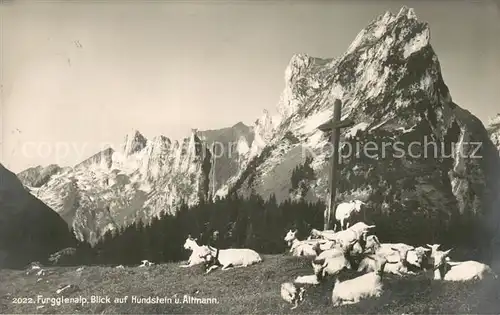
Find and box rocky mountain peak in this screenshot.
[122,129,147,156]
[226,7,499,243]
[250,109,278,158]
[232,121,247,129]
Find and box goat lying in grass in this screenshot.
[296,237,364,285]
[406,246,432,270]
[358,245,416,276]
[198,245,262,274]
[332,253,388,306]
[308,228,337,241]
[425,243,442,266]
[179,235,206,268]
[313,242,344,260]
[294,274,320,285]
[312,239,358,282]
[281,282,306,310]
[329,222,375,247]
[284,229,318,257]
[432,248,497,281]
[139,260,154,267]
[360,235,400,263]
[313,229,367,260]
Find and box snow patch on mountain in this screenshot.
[247,109,278,160]
[346,122,370,139]
[236,136,250,156]
[403,27,430,59]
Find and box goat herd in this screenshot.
[179,209,498,310]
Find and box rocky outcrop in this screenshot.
[17,164,63,188]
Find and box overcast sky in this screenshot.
[1,0,499,173]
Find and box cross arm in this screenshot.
[317,118,355,133]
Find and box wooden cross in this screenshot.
[317,99,355,231]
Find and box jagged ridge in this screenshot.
[19,124,254,245]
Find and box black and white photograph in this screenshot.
[1,0,500,313]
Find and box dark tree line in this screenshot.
[76,193,488,267]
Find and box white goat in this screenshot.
[294,274,320,285]
[432,249,497,281]
[284,230,317,257]
[308,228,337,241]
[312,240,356,281]
[426,243,441,258]
[359,246,416,276]
[198,245,262,274]
[329,222,375,247]
[335,200,366,231]
[315,244,344,261]
[420,243,444,270]
[332,254,387,306]
[406,246,432,269]
[361,235,401,264]
[281,282,306,310]
[139,260,154,267]
[379,243,414,264]
[180,236,206,268]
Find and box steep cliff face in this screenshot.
[215,111,280,198]
[222,7,500,241]
[198,122,255,196]
[0,164,77,268]
[19,124,254,245]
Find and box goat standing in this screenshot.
[334,200,366,231]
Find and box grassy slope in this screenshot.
[1,255,499,314]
